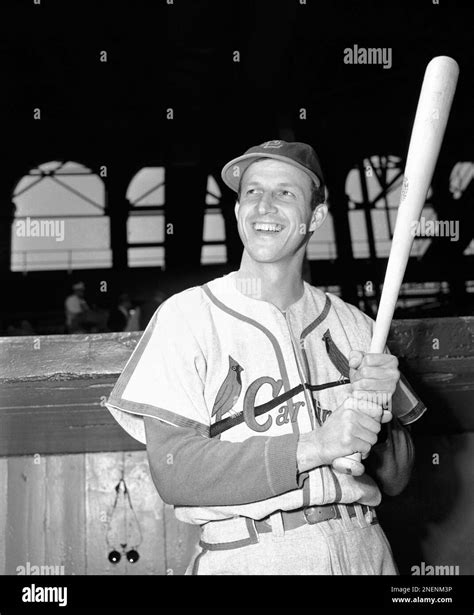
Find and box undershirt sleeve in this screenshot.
[144,416,307,506]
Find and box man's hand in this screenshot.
[296,350,400,473]
[349,349,400,411]
[297,396,384,471]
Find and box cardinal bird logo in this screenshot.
[211,356,244,423]
[322,329,350,379]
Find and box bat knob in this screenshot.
[332,453,365,476]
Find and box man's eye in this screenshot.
[280,190,295,198]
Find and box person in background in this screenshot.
[6,319,35,336]
[107,293,133,332]
[124,290,167,332]
[64,281,90,333]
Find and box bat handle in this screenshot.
[332,340,387,476]
[331,387,366,476]
[331,339,386,475]
[332,452,365,476]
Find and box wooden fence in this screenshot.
[0,451,199,575]
[0,317,473,574]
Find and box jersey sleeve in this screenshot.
[105,295,210,444]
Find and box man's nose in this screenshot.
[257,193,277,214]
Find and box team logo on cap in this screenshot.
[262,140,283,148]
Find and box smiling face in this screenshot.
[234,158,326,265]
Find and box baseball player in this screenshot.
[106,140,426,575]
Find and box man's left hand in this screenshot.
[348,350,400,459]
[348,349,400,415]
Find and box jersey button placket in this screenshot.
[283,310,318,431]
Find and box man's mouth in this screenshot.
[252,222,285,233]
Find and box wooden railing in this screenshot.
[1,318,472,456]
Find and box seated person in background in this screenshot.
[64,281,90,333]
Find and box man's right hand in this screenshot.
[296,396,391,473]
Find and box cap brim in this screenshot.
[221,153,322,193]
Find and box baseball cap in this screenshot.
[221,140,325,194]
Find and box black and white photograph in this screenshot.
[0,0,472,610]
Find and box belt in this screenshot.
[254,504,377,534]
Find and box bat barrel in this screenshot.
[370,56,459,355]
[333,56,459,475]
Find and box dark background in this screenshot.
[0,0,473,334]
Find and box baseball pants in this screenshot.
[186,506,398,575]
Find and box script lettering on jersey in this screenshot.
[243,377,283,432]
[243,377,305,432]
[276,401,305,425]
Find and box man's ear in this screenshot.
[309,204,328,232]
[234,200,240,221]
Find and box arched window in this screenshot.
[346,155,433,259]
[127,167,165,268]
[11,161,110,272]
[202,175,227,264]
[345,155,448,313]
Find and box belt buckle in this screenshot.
[303,505,337,525]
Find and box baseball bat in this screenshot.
[332,56,459,476]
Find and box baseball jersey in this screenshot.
[106,272,426,525]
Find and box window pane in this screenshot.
[201,244,226,264]
[307,213,337,260]
[449,162,474,200]
[203,209,225,242]
[128,247,165,268]
[127,167,165,206]
[128,214,164,243]
[348,210,370,258]
[206,176,221,205]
